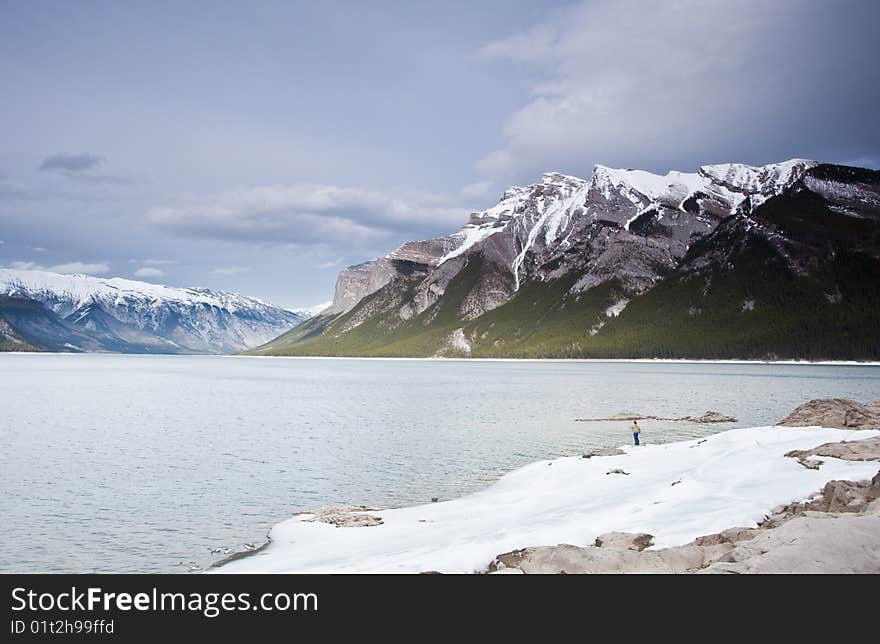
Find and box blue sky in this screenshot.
[1,0,878,308]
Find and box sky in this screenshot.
[1,0,878,309]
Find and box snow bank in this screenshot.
[216,426,879,573]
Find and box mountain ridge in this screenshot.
[252,159,880,360]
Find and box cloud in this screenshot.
[37,153,140,184]
[210,265,252,275]
[48,261,110,275]
[460,180,495,201]
[5,261,40,271]
[133,266,165,278]
[315,258,343,270]
[0,179,40,201]
[146,183,474,247]
[129,258,177,266]
[28,246,46,252]
[40,153,106,173]
[3,260,110,275]
[476,0,880,179]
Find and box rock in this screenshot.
[759,473,880,528]
[582,447,626,459]
[700,513,880,574]
[785,436,880,466]
[680,411,737,423]
[778,398,880,429]
[606,468,629,475]
[594,532,654,551]
[693,526,759,547]
[577,413,654,422]
[301,504,384,528]
[490,542,714,574]
[577,411,736,423]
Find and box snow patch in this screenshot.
[449,328,471,355]
[604,298,630,317]
[216,426,880,573]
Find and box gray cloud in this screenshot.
[40,153,106,173]
[146,183,475,247]
[477,0,880,180]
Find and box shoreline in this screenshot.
[4,351,880,366]
[230,355,880,366]
[214,424,880,574]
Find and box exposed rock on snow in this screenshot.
[582,447,626,459]
[785,436,880,470]
[594,531,654,551]
[778,398,880,430]
[490,441,880,574]
[490,541,725,574]
[490,471,880,574]
[300,505,384,528]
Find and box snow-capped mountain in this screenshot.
[326,158,817,317]
[0,270,305,353]
[255,159,880,360]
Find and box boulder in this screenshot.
[778,398,880,429]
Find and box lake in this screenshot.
[1,353,878,572]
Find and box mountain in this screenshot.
[292,302,333,319]
[0,270,305,354]
[253,159,880,360]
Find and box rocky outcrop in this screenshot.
[785,436,880,470]
[700,511,880,574]
[576,411,736,423]
[778,398,880,430]
[299,505,384,528]
[760,472,880,524]
[682,411,737,423]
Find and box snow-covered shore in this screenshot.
[216,425,879,573]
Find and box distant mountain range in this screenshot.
[251,159,880,360]
[0,270,305,354]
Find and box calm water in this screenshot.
[1,354,878,573]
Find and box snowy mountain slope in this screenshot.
[253,159,880,359]
[0,270,305,354]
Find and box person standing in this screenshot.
[632,420,641,446]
